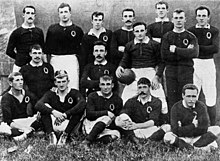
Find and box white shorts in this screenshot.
[121,68,168,114]
[13,115,37,128]
[82,116,120,139]
[50,54,79,90]
[193,58,216,106]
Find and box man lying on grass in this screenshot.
[35,70,86,147]
[1,72,41,141]
[115,77,170,141]
[153,84,220,151]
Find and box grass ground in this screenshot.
[0,133,220,161]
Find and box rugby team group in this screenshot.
[1,1,220,152]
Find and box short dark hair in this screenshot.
[93,40,107,49]
[100,74,113,82]
[195,5,210,16]
[137,77,151,87]
[23,5,36,14]
[182,84,198,95]
[8,72,22,82]
[122,8,135,17]
[133,22,147,30]
[30,44,42,52]
[58,3,71,12]
[155,1,169,9]
[91,11,104,20]
[173,8,185,14]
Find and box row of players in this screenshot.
[5,1,219,126]
[1,69,220,151]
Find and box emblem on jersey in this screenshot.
[109,104,115,111]
[43,67,48,74]
[206,32,212,39]
[71,31,76,37]
[25,96,30,103]
[183,39,189,46]
[68,97,73,104]
[146,106,152,113]
[104,70,109,75]
[103,35,108,42]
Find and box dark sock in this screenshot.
[11,128,23,137]
[149,129,165,141]
[86,122,106,142]
[207,106,216,126]
[193,132,217,147]
[173,137,194,150]
[97,135,113,144]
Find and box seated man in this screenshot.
[1,72,41,141]
[163,84,220,151]
[81,74,123,150]
[115,77,170,139]
[35,70,86,147]
[20,44,54,101]
[80,40,117,98]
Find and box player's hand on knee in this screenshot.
[108,111,115,119]
[151,76,160,90]
[116,66,124,78]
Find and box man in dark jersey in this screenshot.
[45,3,84,90]
[6,5,44,72]
[80,41,117,98]
[161,9,199,112]
[80,11,112,72]
[163,84,220,151]
[188,6,219,126]
[20,44,54,101]
[35,70,86,147]
[81,74,123,150]
[1,72,41,141]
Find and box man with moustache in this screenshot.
[6,5,44,72]
[161,9,199,112]
[80,41,117,98]
[80,11,112,72]
[188,6,219,126]
[115,77,170,139]
[20,44,54,101]
[45,3,84,90]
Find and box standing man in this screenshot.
[80,41,117,98]
[80,11,112,72]
[1,72,41,141]
[111,8,135,66]
[188,6,219,126]
[115,77,170,139]
[147,1,173,43]
[116,22,168,118]
[45,3,84,90]
[20,44,54,100]
[81,74,123,150]
[161,9,199,112]
[163,84,220,151]
[35,70,86,147]
[6,5,44,72]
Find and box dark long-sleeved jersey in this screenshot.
[45,23,83,56]
[19,62,54,99]
[86,92,123,121]
[6,27,44,67]
[120,96,161,124]
[188,25,219,59]
[119,39,164,77]
[171,100,209,137]
[35,89,86,118]
[110,28,134,66]
[161,30,199,67]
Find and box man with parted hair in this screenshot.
[6,5,44,72]
[161,9,199,113]
[80,40,117,98]
[80,11,112,72]
[35,70,86,147]
[188,5,219,126]
[81,74,123,150]
[45,3,84,90]
[163,84,220,151]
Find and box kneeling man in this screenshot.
[35,70,86,147]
